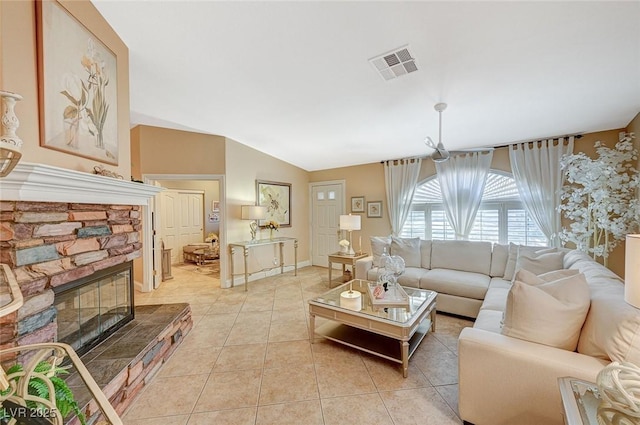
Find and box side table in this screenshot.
[558,377,600,425]
[327,252,368,288]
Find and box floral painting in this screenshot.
[256,180,291,227]
[38,0,118,164]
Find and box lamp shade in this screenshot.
[625,234,640,308]
[241,205,267,220]
[339,214,361,231]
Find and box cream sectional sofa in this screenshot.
[356,239,499,318]
[356,238,640,425]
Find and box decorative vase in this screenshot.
[0,90,23,177]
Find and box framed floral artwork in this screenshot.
[351,196,365,213]
[256,180,291,227]
[37,0,119,164]
[367,201,383,218]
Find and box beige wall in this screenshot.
[1,0,131,177]
[134,125,226,175]
[225,139,310,281]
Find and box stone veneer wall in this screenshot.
[0,200,142,359]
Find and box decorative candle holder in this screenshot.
[0,90,23,177]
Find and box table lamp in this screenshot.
[625,234,640,308]
[339,214,361,256]
[241,205,267,242]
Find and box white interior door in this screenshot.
[161,190,204,263]
[179,192,204,254]
[311,182,344,266]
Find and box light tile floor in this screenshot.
[124,265,473,425]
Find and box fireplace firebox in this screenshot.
[53,261,134,356]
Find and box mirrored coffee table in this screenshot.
[308,279,437,377]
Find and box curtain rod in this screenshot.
[493,133,583,150]
[380,133,583,163]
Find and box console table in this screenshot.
[229,237,298,291]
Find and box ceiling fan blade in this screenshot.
[424,136,437,149]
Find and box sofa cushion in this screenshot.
[420,268,490,300]
[397,267,428,288]
[481,287,510,312]
[578,276,640,365]
[370,236,391,267]
[390,237,421,268]
[474,309,504,333]
[490,243,509,277]
[420,239,432,269]
[502,272,590,351]
[513,251,566,279]
[431,240,492,275]
[503,244,555,280]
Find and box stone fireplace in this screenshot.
[0,163,162,357]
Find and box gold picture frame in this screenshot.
[351,196,365,213]
[367,201,383,218]
[37,0,119,164]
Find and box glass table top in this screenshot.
[310,279,436,325]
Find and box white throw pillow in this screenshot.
[370,236,391,267]
[513,251,566,281]
[502,272,591,351]
[390,236,421,268]
[503,243,555,280]
[513,268,579,285]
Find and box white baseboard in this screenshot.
[222,260,312,289]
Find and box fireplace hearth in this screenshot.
[54,261,134,357]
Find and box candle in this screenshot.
[340,290,362,311]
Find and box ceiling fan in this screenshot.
[424,102,493,162]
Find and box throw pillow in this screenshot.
[503,243,556,280]
[390,236,421,268]
[370,236,391,267]
[502,272,591,351]
[513,268,579,286]
[513,251,566,281]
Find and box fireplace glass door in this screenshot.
[55,261,134,355]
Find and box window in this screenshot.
[400,171,548,246]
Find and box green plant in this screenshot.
[1,360,86,425]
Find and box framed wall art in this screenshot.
[256,180,291,227]
[367,201,383,218]
[37,0,119,164]
[351,196,365,213]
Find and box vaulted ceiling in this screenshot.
[92,1,640,171]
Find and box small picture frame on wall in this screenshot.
[351,196,365,213]
[367,201,383,218]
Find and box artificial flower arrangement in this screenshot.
[338,239,350,247]
[205,232,218,242]
[265,220,279,231]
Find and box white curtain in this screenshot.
[509,137,574,247]
[384,158,422,236]
[435,151,493,240]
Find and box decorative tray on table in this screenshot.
[367,282,410,308]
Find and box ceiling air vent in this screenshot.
[369,45,418,81]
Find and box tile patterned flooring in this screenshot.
[123,265,473,425]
